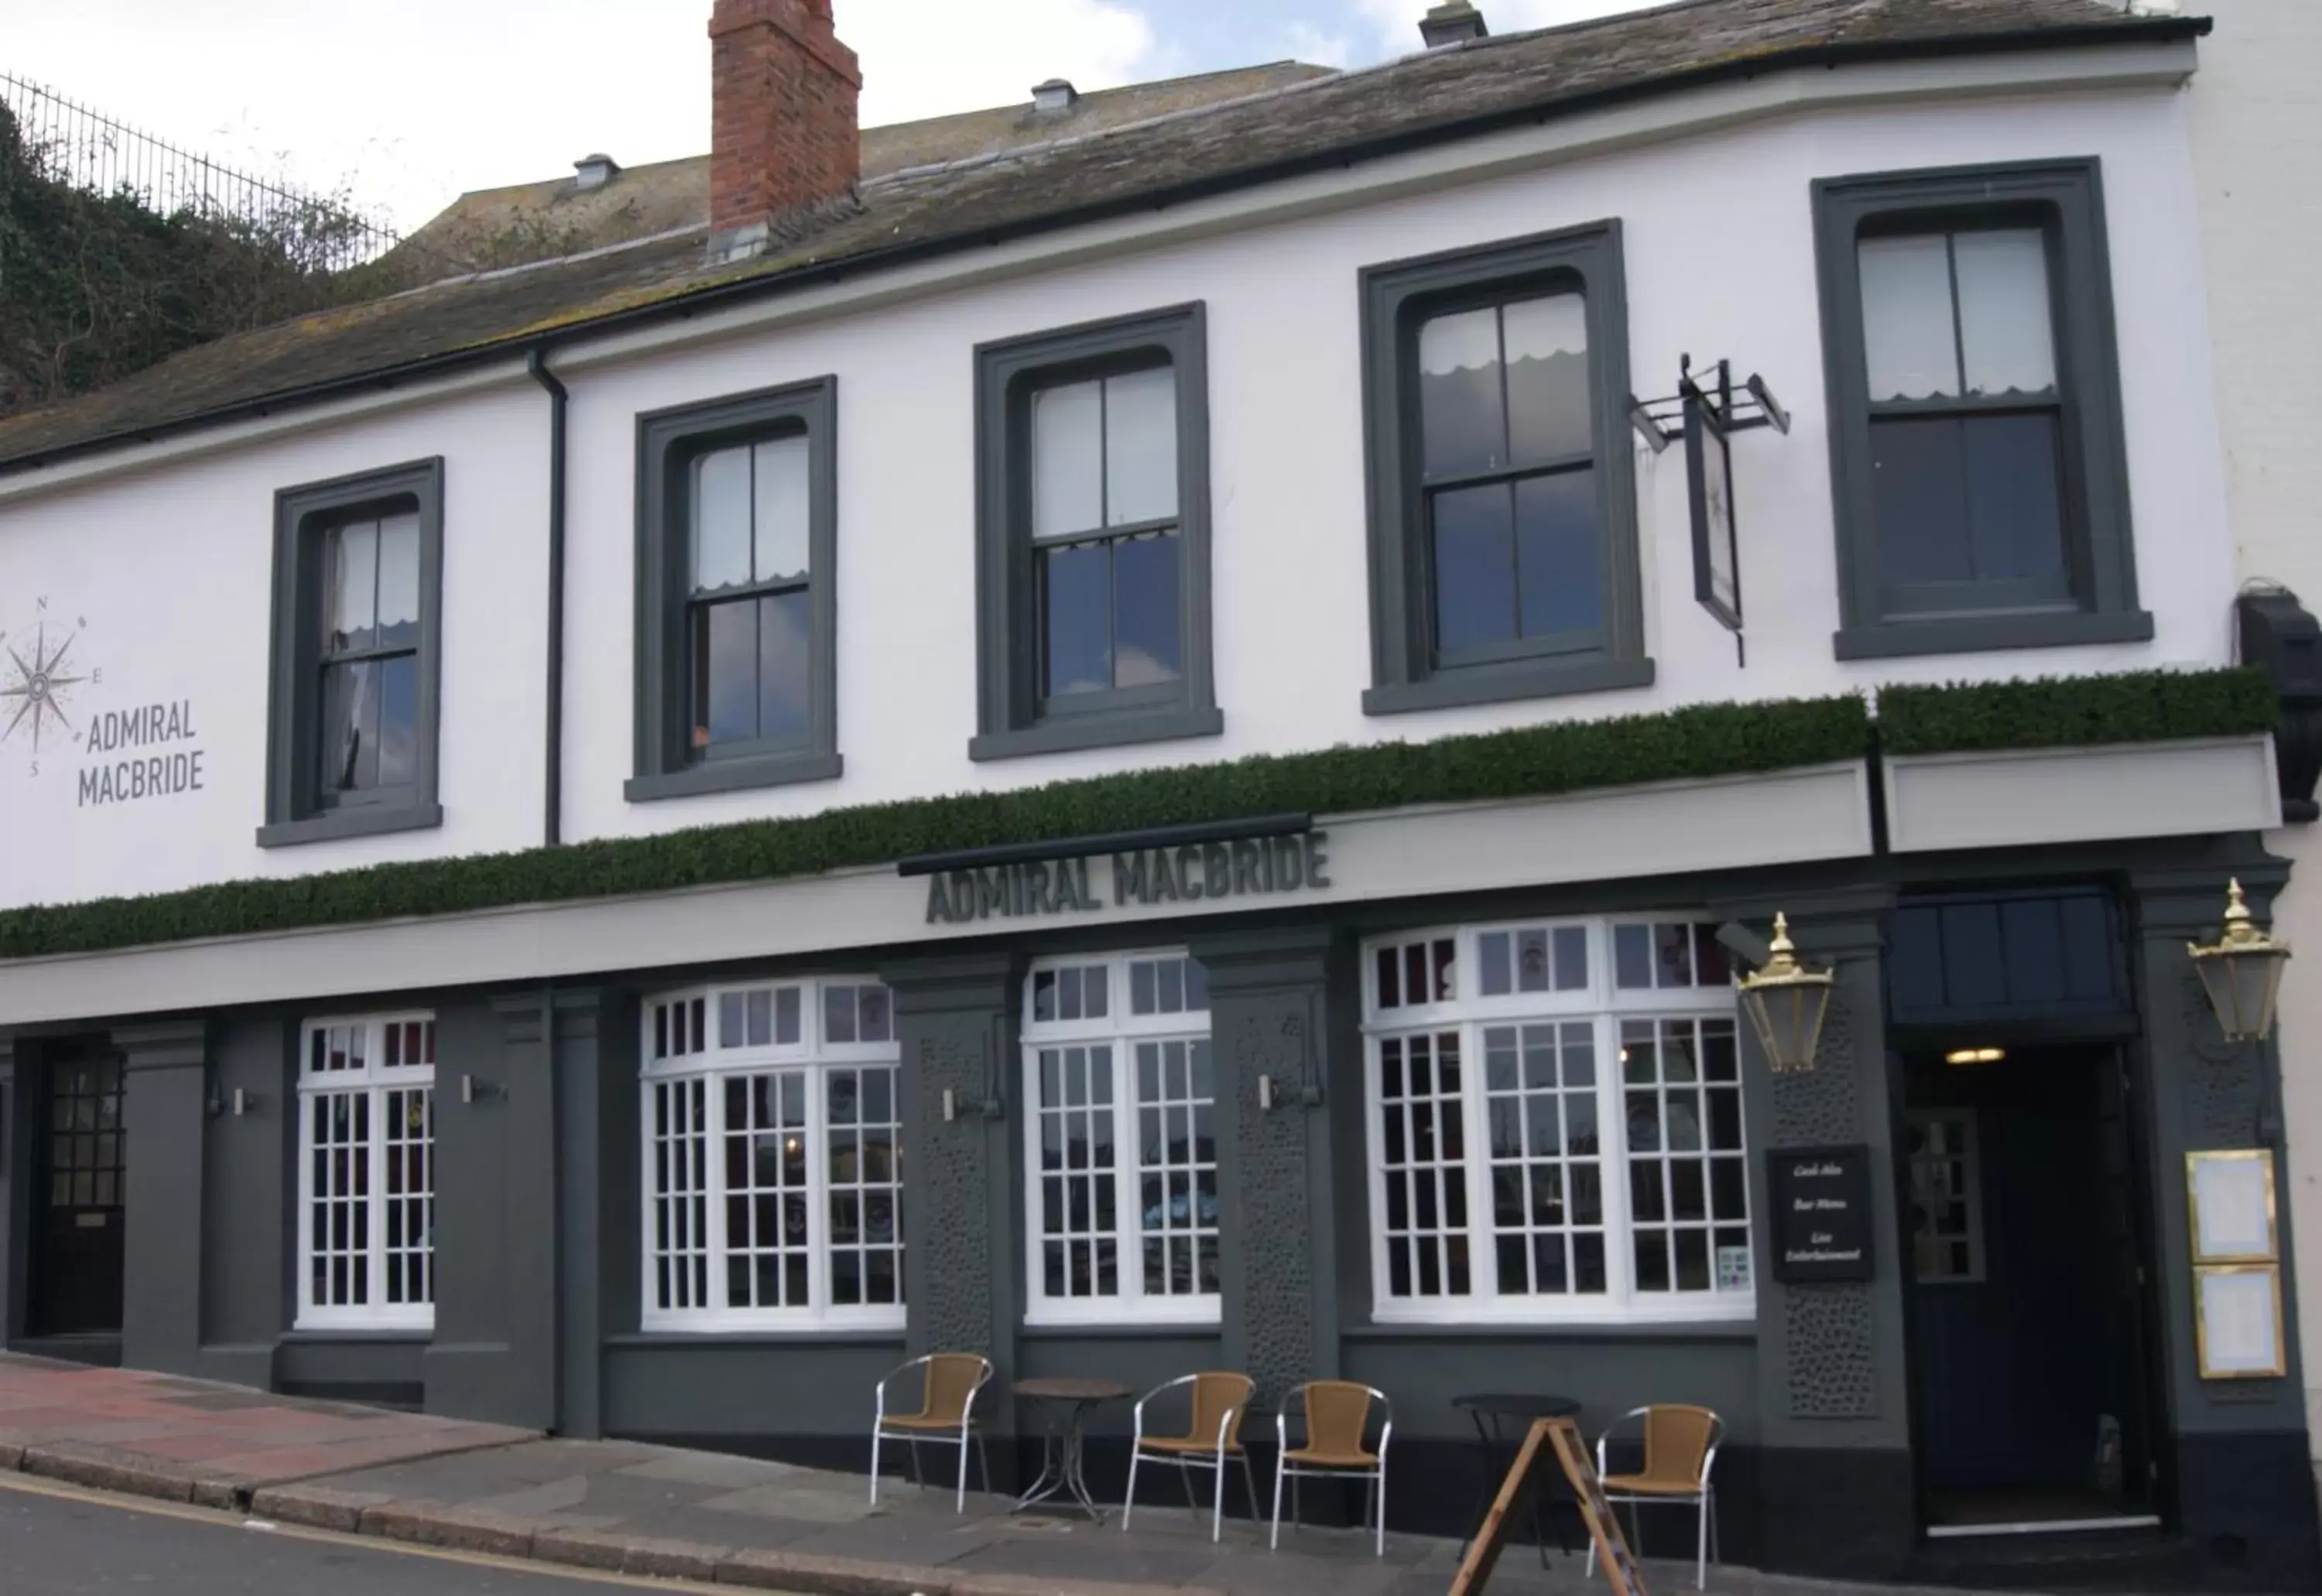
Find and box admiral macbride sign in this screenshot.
[926,831,1332,925]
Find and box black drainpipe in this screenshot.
[527,348,569,848]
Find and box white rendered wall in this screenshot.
[0,81,2231,910]
[2190,0,2322,1470]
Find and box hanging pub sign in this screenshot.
[1629,354,1789,668]
[1768,1142,1875,1283]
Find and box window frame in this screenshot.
[637,974,904,1334]
[1908,1107,1988,1285]
[971,304,1221,762]
[1019,950,1221,1329]
[294,1012,438,1333]
[1813,159,2149,660]
[262,459,445,847]
[1360,918,1755,1328]
[1359,223,1650,716]
[630,378,841,801]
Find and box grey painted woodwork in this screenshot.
[115,1019,207,1375]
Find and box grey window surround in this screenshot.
[260,458,446,849]
[1813,159,2149,661]
[629,378,842,803]
[971,303,1220,762]
[1359,221,1651,717]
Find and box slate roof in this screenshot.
[387,62,1337,277]
[0,0,2203,477]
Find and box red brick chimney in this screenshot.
[708,0,861,258]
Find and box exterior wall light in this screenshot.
[1944,1047,2006,1067]
[1735,913,1836,1073]
[2189,878,2292,1044]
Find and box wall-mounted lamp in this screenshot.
[1734,913,1836,1074]
[205,1080,259,1118]
[1944,1047,2006,1067]
[940,1087,1003,1124]
[1258,1074,1323,1113]
[2190,878,2293,1044]
[461,1074,502,1106]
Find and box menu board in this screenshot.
[1769,1144,1875,1283]
[1546,1417,1650,1596]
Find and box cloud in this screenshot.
[845,0,1155,127]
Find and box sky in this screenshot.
[4,0,1649,235]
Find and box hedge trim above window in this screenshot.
[0,670,2270,962]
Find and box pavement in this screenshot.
[0,1353,1923,1596]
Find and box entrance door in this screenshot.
[30,1045,127,1336]
[1904,1045,2159,1533]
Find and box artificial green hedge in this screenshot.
[0,694,1871,960]
[0,668,2279,961]
[1878,667,2276,757]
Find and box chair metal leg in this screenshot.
[1374,1461,1387,1560]
[906,1438,924,1488]
[1696,1492,1710,1591]
[1270,1459,1287,1550]
[1241,1456,1262,1531]
[955,1426,971,1513]
[1212,1448,1228,1544]
[976,1431,991,1497]
[869,1427,883,1506]
[1123,1447,1142,1533]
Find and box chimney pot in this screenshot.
[1420,0,1490,47]
[708,0,862,259]
[1031,77,1079,113]
[574,152,621,190]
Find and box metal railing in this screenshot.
[0,71,400,270]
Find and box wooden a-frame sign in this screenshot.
[1449,1416,1650,1596]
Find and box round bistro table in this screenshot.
[1012,1377,1132,1521]
[1452,1392,1583,1567]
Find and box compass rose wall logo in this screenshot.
[0,603,93,779]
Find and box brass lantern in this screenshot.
[2188,879,2292,1043]
[1735,913,1836,1073]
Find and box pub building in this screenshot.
[0,0,2316,1587]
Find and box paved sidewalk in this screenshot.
[0,1352,533,1509]
[0,1354,1930,1596]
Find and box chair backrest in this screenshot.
[1297,1380,1378,1457]
[920,1354,991,1425]
[1637,1404,1721,1488]
[1186,1372,1255,1447]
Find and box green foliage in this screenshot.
[1877,667,2276,756]
[0,694,1872,959]
[0,104,406,419]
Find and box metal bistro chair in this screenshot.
[1271,1380,1392,1558]
[1123,1372,1260,1543]
[869,1352,995,1512]
[1587,1404,1724,1590]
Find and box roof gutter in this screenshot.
[0,16,2209,481]
[527,346,569,849]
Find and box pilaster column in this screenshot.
[884,954,1018,1377]
[1709,887,1908,1579]
[1185,926,1339,1406]
[0,1036,22,1344]
[115,1019,209,1375]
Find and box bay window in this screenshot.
[1022,951,1219,1325]
[642,976,903,1331]
[1364,919,1754,1324]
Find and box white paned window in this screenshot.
[1908,1109,1985,1284]
[1365,920,1754,1325]
[297,1014,437,1330]
[1023,951,1218,1326]
[641,978,902,1331]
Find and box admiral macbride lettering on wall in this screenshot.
[0,601,209,809]
[78,700,207,809]
[926,831,1333,924]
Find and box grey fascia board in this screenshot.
[1832,608,2153,661]
[968,704,1224,763]
[1361,654,1655,717]
[624,750,844,803]
[256,802,445,849]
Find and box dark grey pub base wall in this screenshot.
[1,836,2319,1587]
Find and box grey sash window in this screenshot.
[1361,224,1650,715]
[632,379,840,800]
[263,459,444,847]
[1814,161,2148,659]
[972,304,1219,762]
